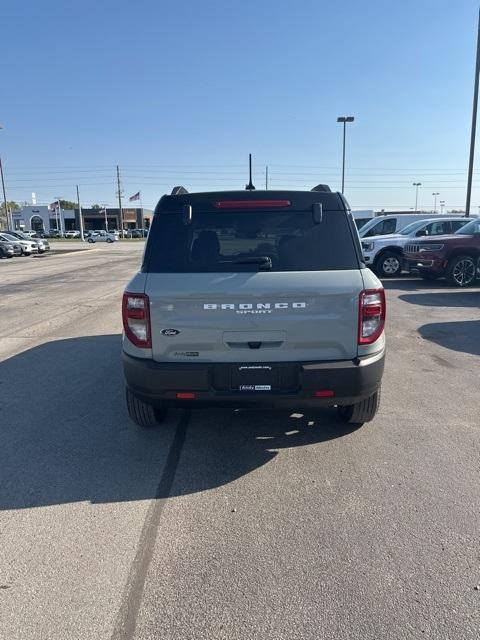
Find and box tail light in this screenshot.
[122,292,152,348]
[358,289,386,345]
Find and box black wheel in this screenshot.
[88,238,94,243]
[338,389,381,425]
[106,238,113,243]
[419,272,439,281]
[445,255,476,287]
[126,388,166,428]
[375,251,402,278]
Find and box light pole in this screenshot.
[466,7,480,217]
[0,123,10,230]
[413,182,422,211]
[440,200,445,214]
[103,205,108,231]
[432,192,440,213]
[337,116,354,193]
[76,185,85,241]
[56,197,64,236]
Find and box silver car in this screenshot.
[0,233,37,256]
[122,185,386,428]
[5,231,42,254]
[87,231,118,243]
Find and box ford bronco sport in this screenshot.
[122,186,386,427]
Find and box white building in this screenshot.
[10,206,76,232]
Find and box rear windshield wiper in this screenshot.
[219,256,272,270]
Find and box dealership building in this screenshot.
[10,205,153,233]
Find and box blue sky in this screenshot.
[1,0,479,211]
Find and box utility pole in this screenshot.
[440,200,445,214]
[466,7,480,217]
[0,156,9,229]
[76,185,85,241]
[117,165,124,235]
[413,182,422,211]
[432,192,440,213]
[265,165,268,190]
[103,205,108,231]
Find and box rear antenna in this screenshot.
[245,153,256,190]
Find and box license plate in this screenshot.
[231,365,278,391]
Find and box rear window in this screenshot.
[144,210,359,273]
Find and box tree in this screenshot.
[0,201,20,217]
[91,203,101,209]
[59,200,76,209]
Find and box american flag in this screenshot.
[129,191,140,202]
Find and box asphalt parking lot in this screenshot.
[0,243,479,640]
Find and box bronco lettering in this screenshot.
[203,302,307,310]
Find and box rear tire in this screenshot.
[445,255,476,287]
[375,252,402,278]
[338,389,381,425]
[126,388,166,428]
[88,238,94,243]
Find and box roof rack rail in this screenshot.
[311,184,331,192]
[171,186,189,195]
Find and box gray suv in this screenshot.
[122,186,386,427]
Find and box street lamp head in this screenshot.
[413,182,421,186]
[337,116,355,123]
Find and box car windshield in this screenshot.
[455,218,480,234]
[2,234,20,242]
[400,220,428,235]
[145,210,359,272]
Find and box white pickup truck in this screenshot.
[361,217,469,277]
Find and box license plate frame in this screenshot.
[231,365,279,392]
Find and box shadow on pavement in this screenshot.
[418,320,480,356]
[399,290,480,308]
[0,335,358,510]
[381,277,443,292]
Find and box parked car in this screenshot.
[130,228,148,238]
[87,230,118,243]
[122,185,386,428]
[404,216,480,287]
[0,233,38,255]
[358,213,463,239]
[0,235,23,257]
[362,217,469,277]
[0,239,15,258]
[6,230,47,253]
[65,230,80,238]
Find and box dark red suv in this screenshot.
[404,217,480,287]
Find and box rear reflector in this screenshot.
[314,390,335,398]
[176,392,196,400]
[122,292,152,349]
[214,200,291,209]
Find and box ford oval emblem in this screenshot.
[161,329,180,336]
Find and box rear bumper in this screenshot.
[123,349,385,408]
